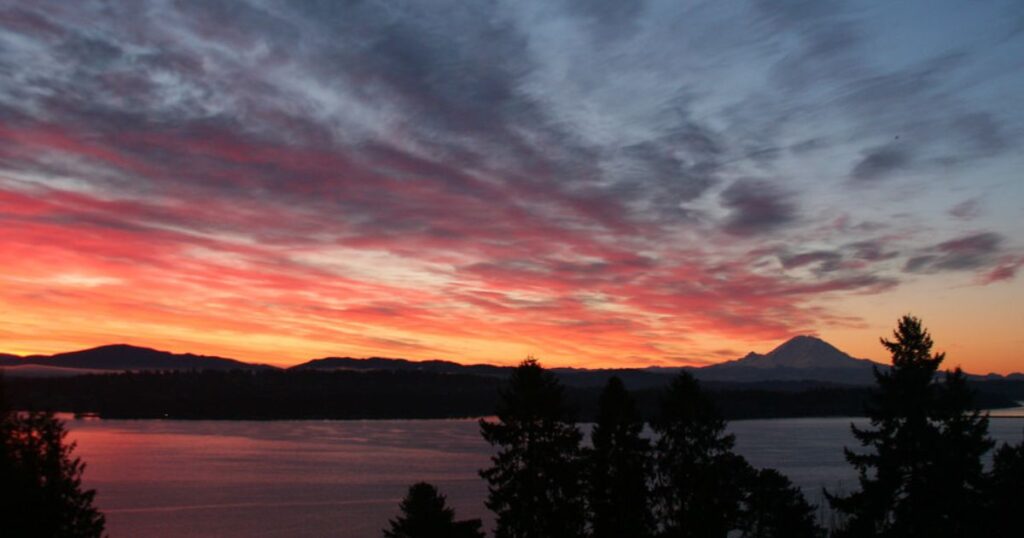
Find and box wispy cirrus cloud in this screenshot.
[0,0,1021,369]
[904,232,1007,276]
[850,145,912,182]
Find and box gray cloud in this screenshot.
[777,239,903,279]
[618,131,721,206]
[564,0,647,39]
[846,240,900,262]
[719,179,797,236]
[850,145,912,181]
[904,232,1005,274]
[0,0,1019,293]
[945,112,1009,161]
[949,198,982,220]
[733,1,1018,190]
[779,250,843,273]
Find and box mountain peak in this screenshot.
[704,335,876,373]
[757,335,866,369]
[767,335,840,356]
[776,334,825,345]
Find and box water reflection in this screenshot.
[65,416,1024,538]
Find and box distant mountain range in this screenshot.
[0,344,274,374]
[2,337,1020,386]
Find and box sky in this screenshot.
[1,0,1022,373]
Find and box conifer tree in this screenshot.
[927,367,993,534]
[828,315,993,537]
[651,372,746,538]
[479,359,586,538]
[383,482,483,538]
[588,376,653,538]
[738,468,822,538]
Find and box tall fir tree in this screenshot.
[383,482,484,538]
[0,374,106,537]
[479,359,586,538]
[588,376,653,538]
[927,367,993,534]
[651,372,747,538]
[828,315,993,537]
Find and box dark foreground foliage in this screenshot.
[384,482,484,538]
[0,375,106,538]
[588,377,653,538]
[827,315,1023,538]
[479,359,587,538]
[386,315,1022,537]
[474,363,823,538]
[650,372,822,538]
[988,438,1024,538]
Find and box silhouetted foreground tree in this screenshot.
[652,372,746,537]
[987,438,1024,538]
[740,468,823,538]
[651,372,820,538]
[0,374,105,537]
[479,359,586,538]
[384,482,483,538]
[827,315,994,537]
[588,376,653,538]
[478,361,821,538]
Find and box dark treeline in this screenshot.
[5,369,1019,421]
[387,316,1024,537]
[7,370,504,420]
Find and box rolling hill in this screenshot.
[0,344,274,372]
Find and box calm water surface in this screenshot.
[65,412,1024,538]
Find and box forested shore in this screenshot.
[5,368,1020,421]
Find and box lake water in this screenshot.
[65,412,1024,538]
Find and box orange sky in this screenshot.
[2,214,1020,373]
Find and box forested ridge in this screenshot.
[5,368,1020,420]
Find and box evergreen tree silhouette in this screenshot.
[479,359,586,538]
[738,468,822,538]
[827,315,993,537]
[651,372,746,538]
[987,438,1024,538]
[383,482,484,538]
[587,376,653,538]
[0,374,106,537]
[928,366,993,534]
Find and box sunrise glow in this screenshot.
[1,2,1022,373]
